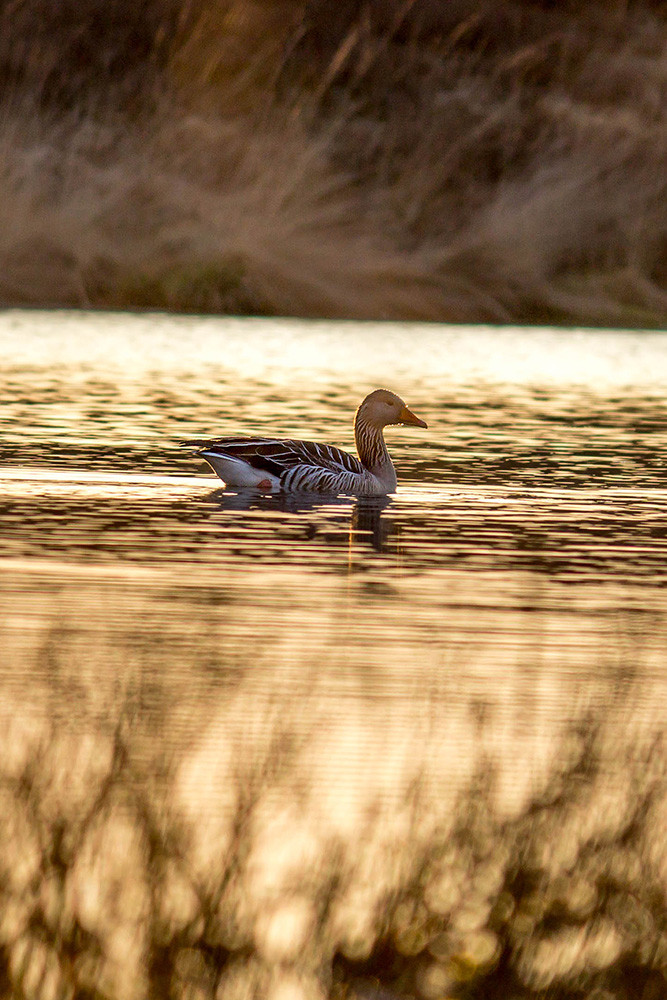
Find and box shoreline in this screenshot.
[2,1,667,326]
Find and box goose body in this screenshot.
[185,389,427,496]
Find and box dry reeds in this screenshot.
[2,576,667,1000]
[2,0,667,323]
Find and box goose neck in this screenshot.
[354,413,390,470]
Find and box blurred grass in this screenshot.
[2,573,667,1000]
[3,0,667,323]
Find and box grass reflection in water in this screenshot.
[2,501,667,1000]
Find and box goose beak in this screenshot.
[399,405,428,429]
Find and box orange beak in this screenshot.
[399,404,428,429]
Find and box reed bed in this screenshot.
[2,0,667,323]
[2,575,667,999]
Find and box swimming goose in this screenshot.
[185,389,427,495]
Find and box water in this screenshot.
[1,310,667,1000]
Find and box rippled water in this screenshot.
[2,310,667,1000]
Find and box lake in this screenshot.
[1,309,667,1000]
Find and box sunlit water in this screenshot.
[1,310,667,1000]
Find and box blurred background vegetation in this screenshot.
[3,0,667,324]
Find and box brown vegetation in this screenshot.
[3,0,667,323]
[3,573,667,1000]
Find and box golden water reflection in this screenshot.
[1,312,667,999]
[3,556,667,1000]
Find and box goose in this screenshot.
[184,389,427,495]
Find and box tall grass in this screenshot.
[3,0,667,323]
[3,575,667,1000]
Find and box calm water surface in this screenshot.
[1,310,667,1000]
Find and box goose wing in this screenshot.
[184,437,365,478]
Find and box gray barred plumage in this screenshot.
[183,389,427,496]
[354,412,390,470]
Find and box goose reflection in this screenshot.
[203,488,394,554]
[350,496,394,553]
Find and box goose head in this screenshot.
[356,389,428,431]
